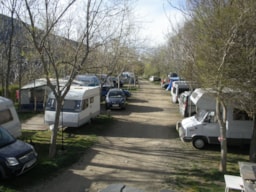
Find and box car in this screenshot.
[105,88,127,110]
[0,127,38,179]
[149,76,161,82]
[75,75,101,86]
[178,91,196,117]
[122,89,131,98]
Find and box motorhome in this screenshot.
[177,88,253,149]
[178,91,196,117]
[171,81,198,103]
[44,86,101,127]
[0,96,21,138]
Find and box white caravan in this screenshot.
[171,81,198,103]
[0,96,21,137]
[177,88,253,149]
[44,86,100,127]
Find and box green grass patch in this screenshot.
[17,111,43,122]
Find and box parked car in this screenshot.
[75,75,101,86]
[122,89,131,98]
[149,76,161,82]
[0,127,38,179]
[178,91,196,117]
[105,88,126,110]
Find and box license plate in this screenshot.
[113,104,119,107]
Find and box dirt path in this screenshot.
[25,79,182,192]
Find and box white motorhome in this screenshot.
[177,88,253,149]
[44,86,101,127]
[0,96,21,138]
[171,81,198,103]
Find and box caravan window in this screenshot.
[0,109,13,125]
[82,99,89,110]
[233,108,252,121]
[90,97,94,104]
[63,100,81,112]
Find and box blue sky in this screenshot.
[134,0,186,47]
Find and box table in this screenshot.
[239,162,256,192]
[224,174,244,192]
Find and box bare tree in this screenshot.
[15,0,133,158]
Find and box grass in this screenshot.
[163,142,249,192]
[0,114,113,192]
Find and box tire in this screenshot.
[192,137,207,149]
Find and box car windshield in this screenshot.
[109,91,123,98]
[195,110,207,122]
[0,128,15,148]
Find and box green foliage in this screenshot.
[0,84,19,102]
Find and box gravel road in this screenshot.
[24,79,182,192]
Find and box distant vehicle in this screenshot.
[178,91,196,117]
[161,73,178,89]
[75,75,101,86]
[105,88,127,110]
[97,74,114,87]
[0,127,38,178]
[122,89,131,98]
[0,97,21,138]
[149,76,161,82]
[120,72,135,84]
[171,81,198,103]
[45,86,101,127]
[166,76,180,91]
[109,76,123,88]
[168,72,178,78]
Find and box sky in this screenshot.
[134,0,186,47]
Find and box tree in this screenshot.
[0,0,20,97]
[17,0,133,158]
[168,0,255,172]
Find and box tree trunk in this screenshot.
[216,97,227,172]
[250,114,256,162]
[49,99,62,158]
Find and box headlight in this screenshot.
[6,157,19,166]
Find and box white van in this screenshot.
[176,88,253,149]
[44,86,101,127]
[171,81,198,103]
[0,96,21,138]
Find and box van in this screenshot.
[176,88,253,149]
[45,86,100,127]
[178,91,196,117]
[0,96,21,138]
[171,81,190,103]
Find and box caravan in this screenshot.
[171,81,198,103]
[0,96,21,138]
[177,88,253,149]
[45,86,100,127]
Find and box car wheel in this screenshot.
[0,165,7,179]
[192,137,206,149]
